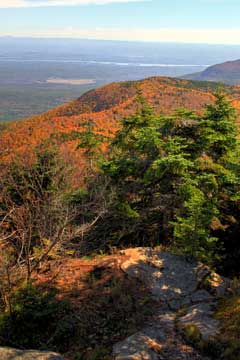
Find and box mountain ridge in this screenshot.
[183,59,240,85]
[1,76,240,182]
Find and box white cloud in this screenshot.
[3,27,240,45]
[0,0,148,8]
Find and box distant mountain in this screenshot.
[183,59,240,85]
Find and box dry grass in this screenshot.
[215,296,240,357]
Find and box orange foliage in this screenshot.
[1,76,240,183]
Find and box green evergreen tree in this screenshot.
[86,94,240,265]
[199,93,237,160]
[77,120,105,172]
[173,94,240,263]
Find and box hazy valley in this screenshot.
[2,38,240,122]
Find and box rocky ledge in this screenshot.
[0,248,233,360]
[113,248,232,360]
[0,347,63,360]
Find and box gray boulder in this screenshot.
[0,347,63,360]
[113,247,231,359]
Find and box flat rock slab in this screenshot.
[113,313,208,360]
[113,330,162,360]
[120,248,230,307]
[191,290,214,304]
[121,248,199,304]
[113,247,230,359]
[113,313,172,359]
[178,303,220,341]
[0,347,63,360]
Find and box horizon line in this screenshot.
[1,36,240,47]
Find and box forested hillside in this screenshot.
[1,77,240,180]
[0,77,240,359]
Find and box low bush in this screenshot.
[0,283,74,352]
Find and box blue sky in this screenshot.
[1,0,240,44]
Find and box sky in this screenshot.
[1,0,240,44]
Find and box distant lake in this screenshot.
[0,59,209,68]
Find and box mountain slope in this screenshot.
[184,59,240,85]
[1,76,240,182]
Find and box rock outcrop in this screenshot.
[0,347,63,360]
[0,248,232,360]
[113,248,232,360]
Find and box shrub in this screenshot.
[0,283,74,351]
[0,144,75,281]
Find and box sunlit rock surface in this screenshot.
[113,248,232,360]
